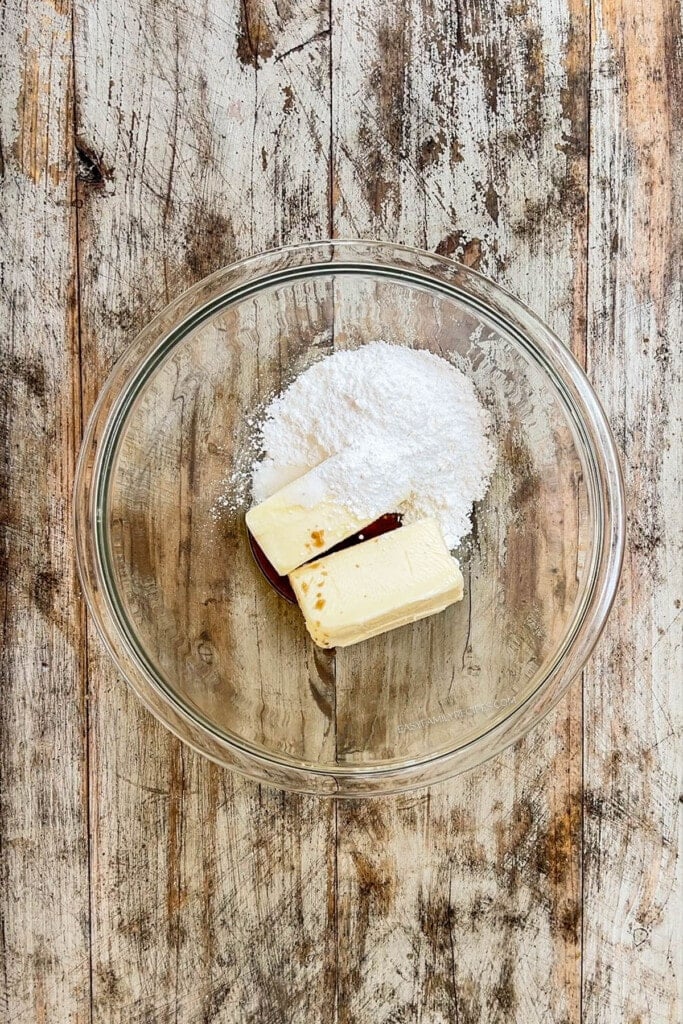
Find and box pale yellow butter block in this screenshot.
[246,456,377,576]
[289,518,464,648]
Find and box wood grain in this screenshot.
[109,288,338,762]
[0,2,90,1022]
[328,271,587,770]
[582,1,682,1020]
[332,0,588,1019]
[73,0,335,1020]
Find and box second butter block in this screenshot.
[289,518,464,648]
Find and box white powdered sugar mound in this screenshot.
[251,342,496,549]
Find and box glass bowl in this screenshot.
[74,241,625,796]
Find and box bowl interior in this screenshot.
[103,268,592,773]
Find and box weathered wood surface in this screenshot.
[333,2,588,1020]
[0,2,91,1022]
[1,2,680,1024]
[74,2,336,1021]
[582,2,682,1022]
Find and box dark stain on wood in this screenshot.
[349,849,395,915]
[455,8,503,116]
[237,1,276,68]
[343,799,390,843]
[310,646,335,719]
[203,978,232,1021]
[485,180,500,224]
[520,167,584,230]
[374,18,409,156]
[491,954,517,1015]
[0,526,9,592]
[584,786,628,825]
[559,899,581,942]
[494,796,535,882]
[309,678,333,719]
[185,208,237,279]
[435,231,484,269]
[117,910,153,946]
[418,130,447,169]
[357,146,399,222]
[536,793,581,886]
[493,788,583,944]
[506,433,542,511]
[523,25,545,148]
[630,516,663,557]
[417,890,460,1010]
[199,764,219,1011]
[481,41,502,116]
[75,139,111,185]
[506,0,530,14]
[95,964,123,1004]
[449,804,476,833]
[435,231,461,259]
[498,432,548,662]
[355,12,409,218]
[166,743,186,949]
[2,352,46,400]
[454,979,483,1024]
[31,569,60,618]
[461,237,483,268]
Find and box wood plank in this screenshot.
[0,2,91,1022]
[73,0,336,1018]
[109,279,338,764]
[583,2,682,1021]
[332,0,589,1020]
[329,264,586,772]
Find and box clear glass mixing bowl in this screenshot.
[74,241,625,795]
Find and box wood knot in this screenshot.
[75,140,111,186]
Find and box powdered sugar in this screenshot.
[250,342,495,550]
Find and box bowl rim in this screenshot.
[73,239,626,796]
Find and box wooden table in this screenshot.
[2,1,680,1021]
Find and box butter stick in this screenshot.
[289,518,464,648]
[246,454,393,576]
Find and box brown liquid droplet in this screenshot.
[247,513,403,604]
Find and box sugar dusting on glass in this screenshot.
[210,410,264,522]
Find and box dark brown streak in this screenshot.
[249,19,258,253]
[329,0,334,242]
[460,561,473,674]
[240,0,256,64]
[163,7,181,224]
[0,908,8,1014]
[69,2,93,1019]
[275,28,331,63]
[448,867,460,1024]
[454,0,466,51]
[238,0,276,69]
[333,799,340,1024]
[173,744,185,1024]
